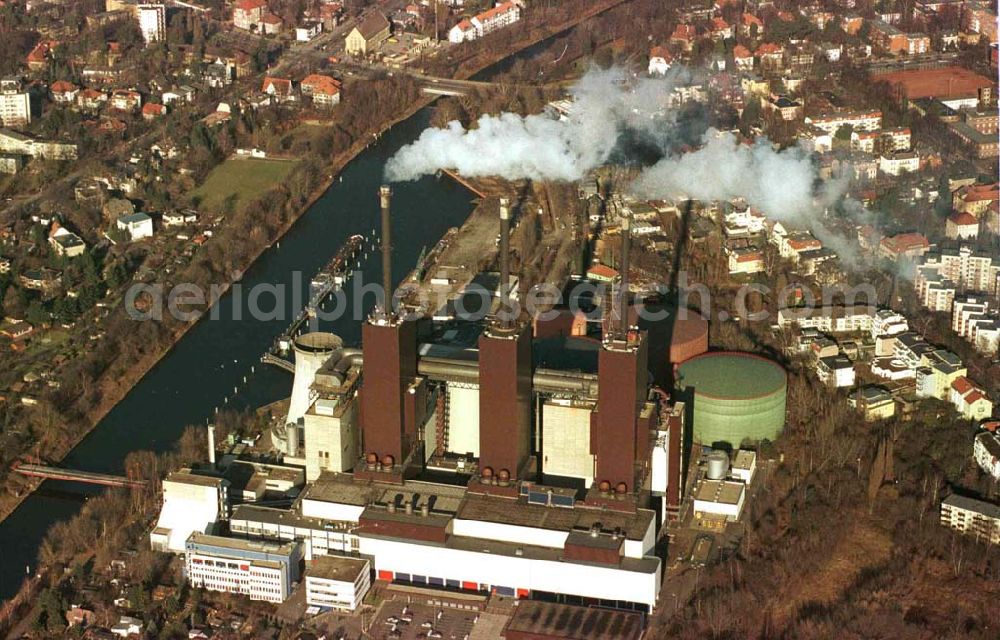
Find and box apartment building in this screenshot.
[940,494,1000,544]
[0,78,31,127]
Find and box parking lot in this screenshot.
[369,601,479,640]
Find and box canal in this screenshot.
[0,107,475,601]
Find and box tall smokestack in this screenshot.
[379,185,393,318]
[618,209,632,338]
[499,198,511,322]
[207,424,216,466]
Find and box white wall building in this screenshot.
[137,4,166,44]
[184,533,302,603]
[940,494,1000,545]
[0,79,31,127]
[692,479,745,522]
[974,431,1000,480]
[150,470,229,553]
[449,1,520,42]
[953,296,989,338]
[116,212,153,241]
[817,355,855,388]
[305,556,370,611]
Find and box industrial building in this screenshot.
[304,555,371,611]
[157,187,790,613]
[184,533,303,603]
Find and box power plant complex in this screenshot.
[157,187,788,614]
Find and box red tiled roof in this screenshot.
[649,46,672,61]
[587,264,619,280]
[261,76,291,94]
[755,42,783,56]
[733,44,751,58]
[50,80,76,93]
[235,0,266,12]
[742,13,763,27]
[710,17,729,31]
[965,390,986,405]
[951,376,974,395]
[27,41,52,63]
[301,73,341,95]
[671,24,696,41]
[142,103,165,116]
[958,182,999,202]
[477,1,517,23]
[948,211,978,226]
[880,232,928,254]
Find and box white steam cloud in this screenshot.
[385,66,690,182]
[386,66,869,266]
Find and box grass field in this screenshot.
[191,157,298,212]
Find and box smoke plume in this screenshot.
[386,66,869,266]
[385,66,690,182]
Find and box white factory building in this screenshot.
[150,470,229,553]
[233,472,662,611]
[305,555,371,611]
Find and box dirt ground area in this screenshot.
[773,519,893,624]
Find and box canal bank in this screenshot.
[0,106,476,603]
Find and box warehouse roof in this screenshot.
[456,494,654,540]
[307,555,369,583]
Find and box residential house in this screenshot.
[76,88,108,112]
[878,232,930,261]
[733,45,753,70]
[817,355,855,388]
[709,17,732,40]
[953,182,998,216]
[296,21,323,41]
[19,267,62,293]
[26,41,53,71]
[755,42,784,72]
[974,430,1000,480]
[300,74,341,108]
[233,0,267,31]
[48,222,86,258]
[648,46,672,76]
[261,77,294,103]
[669,23,697,51]
[142,103,166,120]
[116,212,154,241]
[950,376,993,420]
[50,80,79,104]
[850,385,897,421]
[449,1,520,43]
[110,89,142,112]
[878,150,920,176]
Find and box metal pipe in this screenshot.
[499,198,511,319]
[379,185,393,316]
[333,350,598,395]
[619,209,631,337]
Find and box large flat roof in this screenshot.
[456,494,654,541]
[307,555,369,582]
[302,471,467,514]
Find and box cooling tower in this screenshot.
[287,332,342,427]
